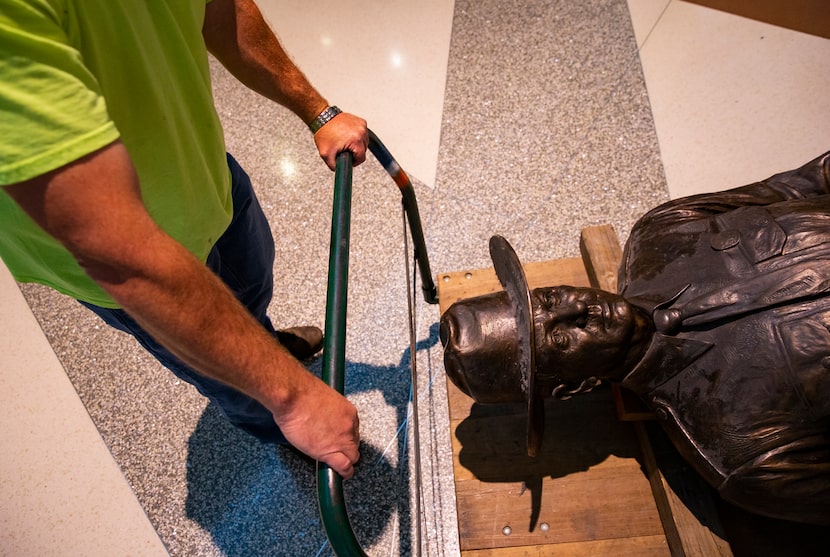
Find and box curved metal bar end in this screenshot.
[316,464,368,557]
[423,284,439,305]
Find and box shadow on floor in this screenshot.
[184,325,441,556]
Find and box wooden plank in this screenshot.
[613,384,656,422]
[636,423,733,557]
[579,225,622,293]
[450,390,666,552]
[462,535,669,557]
[437,257,590,314]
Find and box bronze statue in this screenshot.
[440,151,830,526]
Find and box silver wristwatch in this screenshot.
[308,106,342,133]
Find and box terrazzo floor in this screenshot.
[3,0,828,555]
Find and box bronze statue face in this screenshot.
[441,285,653,405]
[531,286,652,386]
[441,235,656,456]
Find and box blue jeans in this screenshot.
[81,154,287,444]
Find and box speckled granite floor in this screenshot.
[18,1,667,555]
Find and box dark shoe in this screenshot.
[275,326,324,360]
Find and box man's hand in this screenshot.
[271,372,361,479]
[314,112,369,170]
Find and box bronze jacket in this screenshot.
[617,151,830,525]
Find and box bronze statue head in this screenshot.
[440,236,653,456]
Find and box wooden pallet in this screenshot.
[437,225,732,557]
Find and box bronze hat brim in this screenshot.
[489,235,543,457]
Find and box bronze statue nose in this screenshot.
[552,300,588,324]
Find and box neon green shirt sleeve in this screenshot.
[0,0,232,308]
[0,0,119,183]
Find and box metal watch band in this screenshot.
[308,106,342,133]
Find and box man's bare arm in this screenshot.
[3,141,360,478]
[202,0,368,169]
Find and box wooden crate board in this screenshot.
[438,226,670,555]
[437,256,590,315]
[461,535,670,557]
[450,390,667,551]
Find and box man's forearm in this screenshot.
[6,142,304,408]
[202,0,327,123]
[202,0,369,170]
[105,226,308,410]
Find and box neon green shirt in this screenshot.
[0,0,232,307]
